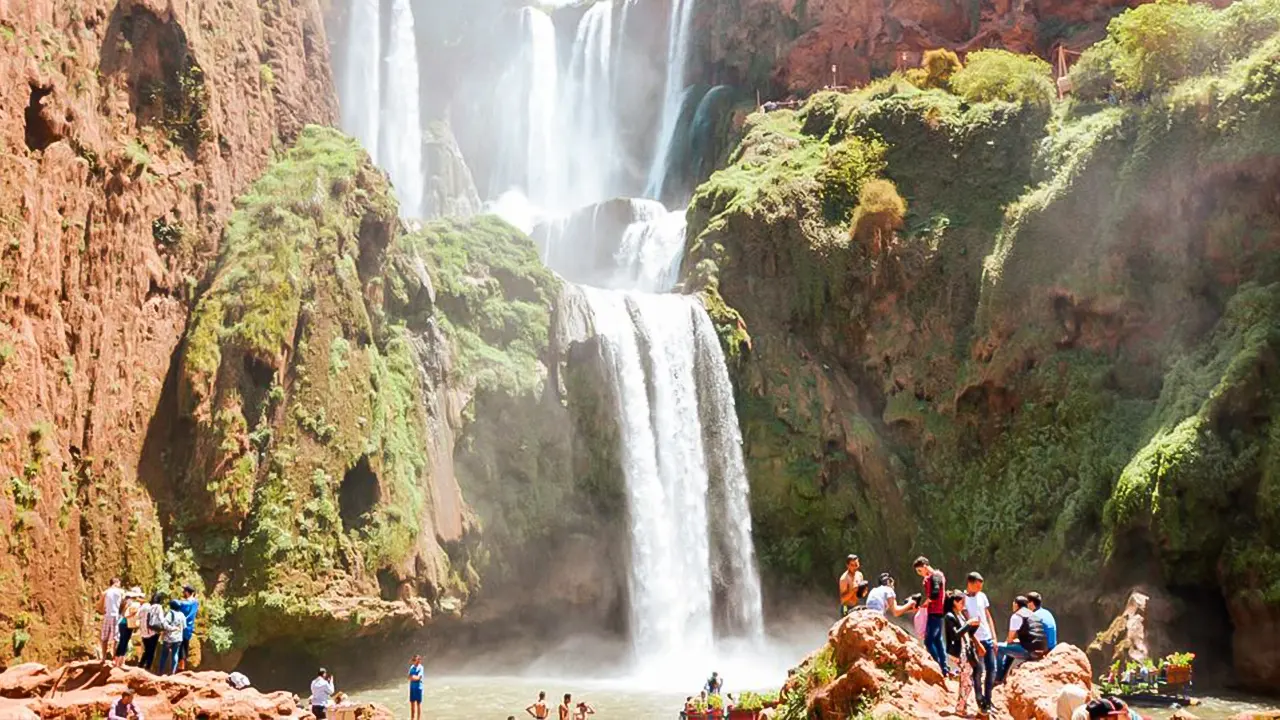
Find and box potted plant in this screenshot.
[1162,651,1195,686]
[732,690,780,719]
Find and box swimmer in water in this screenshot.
[574,701,595,719]
[558,693,571,720]
[526,691,549,719]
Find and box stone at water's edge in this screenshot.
[1088,588,1176,671]
[0,660,394,719]
[788,611,1093,719]
[1004,645,1094,720]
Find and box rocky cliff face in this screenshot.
[693,0,1145,95]
[687,0,1280,690]
[0,0,333,665]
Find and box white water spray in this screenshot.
[524,7,560,208]
[645,0,699,199]
[339,0,380,161]
[379,0,425,217]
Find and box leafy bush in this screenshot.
[816,137,887,223]
[1107,0,1218,94]
[918,48,962,90]
[850,179,907,246]
[952,49,1055,106]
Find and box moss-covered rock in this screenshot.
[687,1,1280,687]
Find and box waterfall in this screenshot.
[379,0,425,218]
[693,308,765,640]
[645,0,699,200]
[612,202,687,293]
[524,7,560,209]
[562,1,617,211]
[339,0,380,160]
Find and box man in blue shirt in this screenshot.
[408,654,424,720]
[175,585,200,671]
[1027,591,1058,650]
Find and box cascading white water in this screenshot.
[339,0,380,161]
[379,0,425,218]
[524,7,560,209]
[561,1,617,211]
[612,202,687,293]
[645,0,699,199]
[692,309,766,640]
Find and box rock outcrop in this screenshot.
[0,660,392,719]
[1087,589,1176,672]
[0,0,334,665]
[782,611,1092,719]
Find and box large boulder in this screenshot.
[1088,588,1176,671]
[782,613,1097,720]
[1004,645,1094,720]
[0,661,392,720]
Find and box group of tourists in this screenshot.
[522,690,596,720]
[840,554,1058,716]
[98,577,200,676]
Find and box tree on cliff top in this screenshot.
[951,50,1055,107]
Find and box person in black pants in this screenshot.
[138,592,166,672]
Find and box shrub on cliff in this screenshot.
[849,179,906,250]
[951,49,1055,107]
[909,48,963,91]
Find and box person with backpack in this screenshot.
[996,595,1048,683]
[158,600,187,675]
[1027,591,1059,650]
[113,588,144,667]
[138,593,166,671]
[913,556,949,677]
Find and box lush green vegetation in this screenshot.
[686,0,1280,632]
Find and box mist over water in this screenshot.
[334,0,783,690]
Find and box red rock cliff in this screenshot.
[694,0,1147,95]
[0,0,335,664]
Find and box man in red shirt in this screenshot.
[914,556,949,677]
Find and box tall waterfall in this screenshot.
[524,7,560,209]
[565,285,765,672]
[337,0,425,217]
[339,0,380,160]
[379,0,424,218]
[562,1,617,212]
[645,0,700,199]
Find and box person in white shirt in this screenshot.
[310,668,335,719]
[99,578,125,661]
[963,572,998,713]
[864,574,917,617]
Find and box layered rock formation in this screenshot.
[778,610,1092,719]
[693,0,1146,95]
[0,660,391,719]
[0,0,333,665]
[687,0,1280,690]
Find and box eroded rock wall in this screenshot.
[0,0,333,665]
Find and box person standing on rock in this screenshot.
[138,592,166,672]
[913,556,949,677]
[944,592,979,716]
[99,577,125,661]
[839,555,866,616]
[310,668,335,719]
[113,587,144,667]
[175,585,200,671]
[526,690,550,719]
[963,572,998,713]
[407,654,425,720]
[1027,592,1058,650]
[159,600,187,675]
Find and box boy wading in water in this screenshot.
[407,654,424,720]
[559,693,572,720]
[526,691,550,719]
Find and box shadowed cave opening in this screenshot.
[339,455,379,531]
[24,84,59,151]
